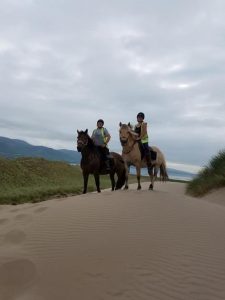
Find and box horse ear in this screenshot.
[128,122,133,130]
[77,130,80,134]
[119,122,122,127]
[85,129,88,134]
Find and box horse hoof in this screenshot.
[124,186,128,190]
[149,184,153,190]
[137,186,141,190]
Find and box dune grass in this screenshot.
[0,156,143,205]
[0,157,116,204]
[0,156,185,205]
[186,150,225,197]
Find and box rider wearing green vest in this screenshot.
[91,119,111,170]
[134,112,152,170]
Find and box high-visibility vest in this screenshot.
[141,134,148,144]
[135,123,149,143]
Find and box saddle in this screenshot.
[138,142,157,161]
[97,146,113,171]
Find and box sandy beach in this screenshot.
[0,182,225,300]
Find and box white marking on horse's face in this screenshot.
[119,126,130,146]
[119,127,129,138]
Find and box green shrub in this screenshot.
[186,150,225,196]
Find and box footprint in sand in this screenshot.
[0,218,8,225]
[14,213,33,223]
[4,229,26,245]
[10,208,20,213]
[34,207,48,213]
[85,272,104,278]
[0,258,37,299]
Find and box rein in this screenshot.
[122,138,137,154]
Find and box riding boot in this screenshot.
[105,159,111,171]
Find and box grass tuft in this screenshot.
[0,157,110,204]
[186,150,225,197]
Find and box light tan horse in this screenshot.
[119,122,168,190]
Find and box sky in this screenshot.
[0,0,225,173]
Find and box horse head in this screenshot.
[77,129,91,152]
[119,122,133,146]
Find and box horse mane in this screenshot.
[120,123,132,129]
[120,123,138,139]
[120,123,129,130]
[86,133,94,146]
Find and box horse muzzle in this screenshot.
[77,142,84,152]
[120,138,128,146]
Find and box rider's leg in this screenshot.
[102,146,111,170]
[142,143,152,171]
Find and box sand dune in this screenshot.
[0,182,225,300]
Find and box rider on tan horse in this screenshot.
[134,112,153,171]
[119,122,168,190]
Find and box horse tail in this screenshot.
[110,153,126,189]
[160,162,169,182]
[115,160,126,189]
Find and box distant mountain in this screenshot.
[0,136,197,181]
[0,136,81,163]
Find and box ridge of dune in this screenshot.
[0,182,225,300]
[201,187,225,206]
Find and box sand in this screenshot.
[0,182,225,300]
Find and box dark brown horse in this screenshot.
[77,129,127,193]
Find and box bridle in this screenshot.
[77,135,88,151]
[120,128,138,154]
[122,139,137,154]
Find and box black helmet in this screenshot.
[97,119,104,125]
[137,112,145,119]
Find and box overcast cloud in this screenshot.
[0,0,225,172]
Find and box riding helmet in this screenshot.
[137,112,145,119]
[97,119,104,125]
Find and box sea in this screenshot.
[129,166,197,181]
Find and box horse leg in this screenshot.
[149,166,159,190]
[83,172,89,194]
[148,166,154,190]
[110,172,116,191]
[94,173,101,193]
[123,163,129,190]
[136,165,141,190]
[153,166,159,188]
